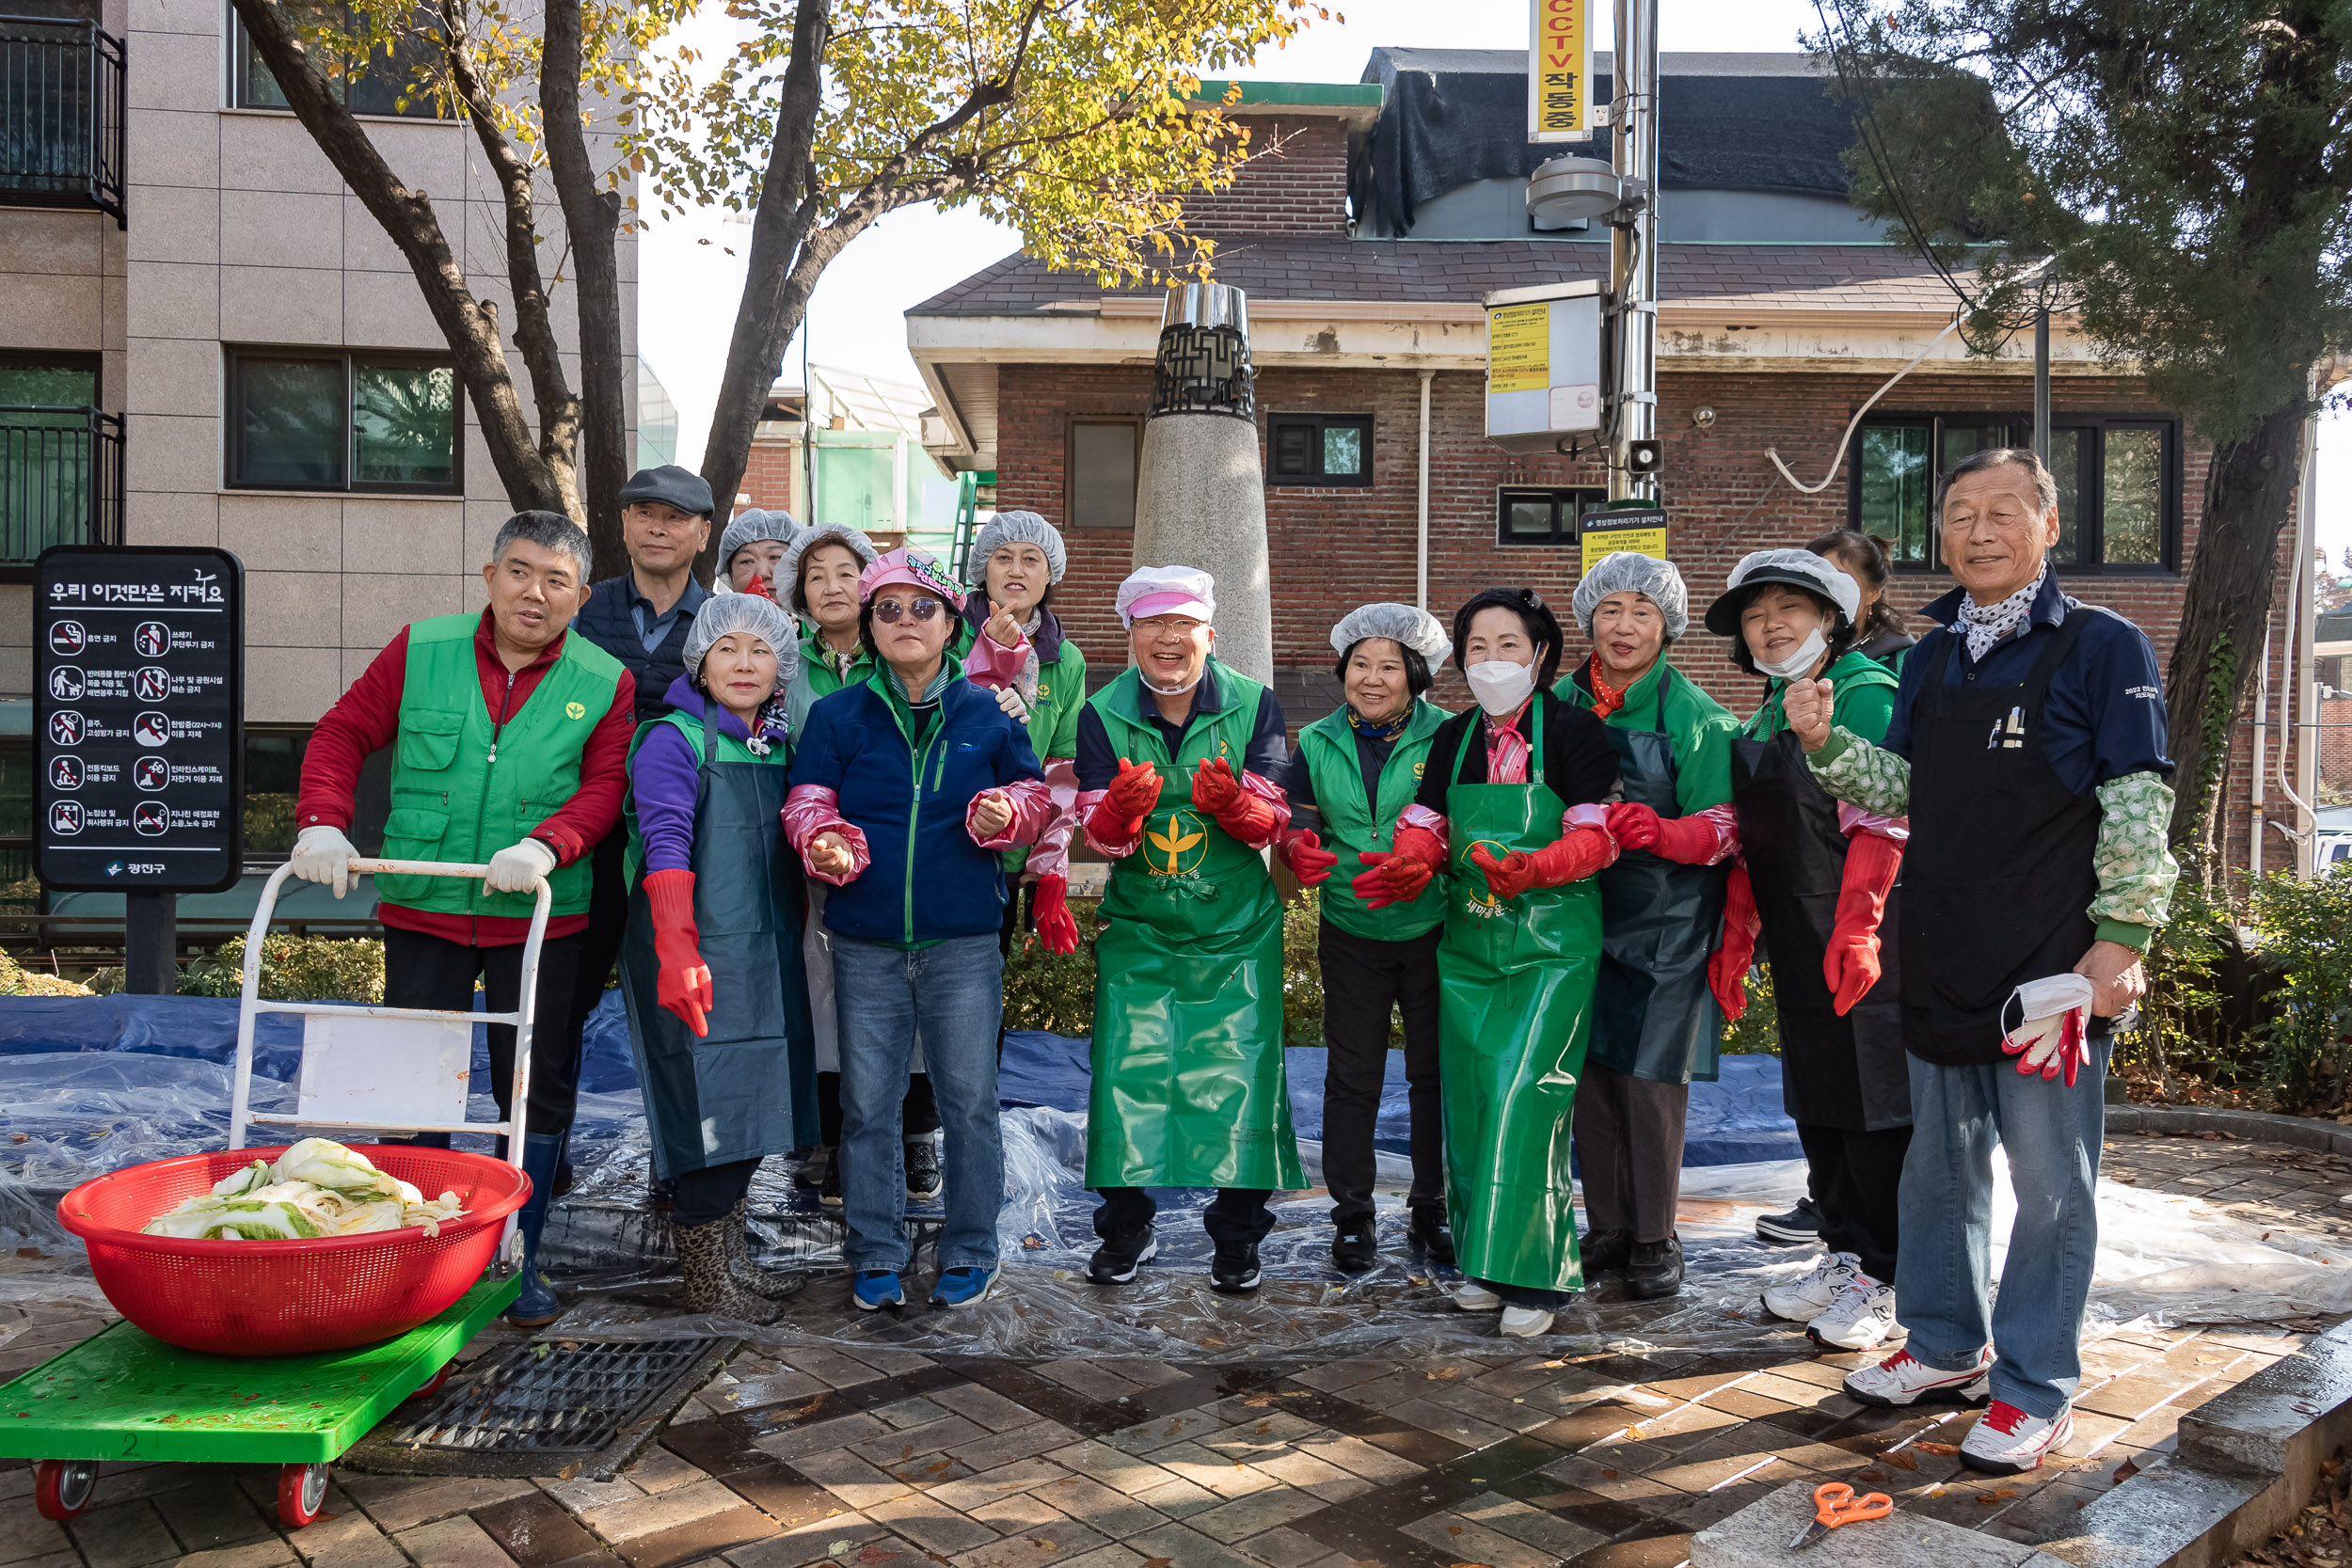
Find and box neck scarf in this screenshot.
[1345,704,1410,741]
[1956,564,2046,661]
[1484,699,1534,784]
[1586,656,1627,721]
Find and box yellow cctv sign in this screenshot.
[1581,508,1669,576]
[1487,304,1550,394]
[1530,0,1593,141]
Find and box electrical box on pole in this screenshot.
[1481,280,1605,453]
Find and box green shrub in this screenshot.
[1000,896,1101,1035]
[2250,866,2352,1108]
[182,934,386,1004]
[1719,963,1780,1055]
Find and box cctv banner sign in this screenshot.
[1529,0,1593,141]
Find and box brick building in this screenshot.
[910,53,2313,874]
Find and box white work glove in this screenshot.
[289,825,359,898]
[484,837,558,895]
[994,685,1031,723]
[1999,974,2097,1088]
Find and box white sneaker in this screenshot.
[1805,1275,1906,1351]
[1961,1402,2074,1474]
[1761,1250,1860,1323]
[1500,1304,1554,1338]
[1451,1280,1501,1311]
[1843,1345,1994,1407]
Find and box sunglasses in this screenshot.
[873,597,945,624]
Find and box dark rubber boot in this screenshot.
[506,1132,567,1326]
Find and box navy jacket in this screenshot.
[790,675,1043,944]
[575,576,707,726]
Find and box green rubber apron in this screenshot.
[1437,700,1603,1291]
[1589,670,1728,1084]
[618,712,818,1179]
[1084,679,1303,1191]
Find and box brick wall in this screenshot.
[1181,117,1352,237]
[739,437,800,517]
[996,358,2308,873]
[2323,694,2352,792]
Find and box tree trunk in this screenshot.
[539,0,628,580]
[2163,399,2309,863]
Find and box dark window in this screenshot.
[227,349,460,494]
[1266,413,1373,488]
[1852,414,2181,573]
[1496,485,1605,546]
[230,6,451,119]
[244,727,310,863]
[1066,418,1138,529]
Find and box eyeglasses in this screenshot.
[873,597,944,624]
[1136,617,1204,638]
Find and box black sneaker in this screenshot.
[1626,1233,1684,1301]
[794,1145,832,1190]
[819,1151,842,1210]
[1088,1228,1156,1284]
[905,1136,942,1203]
[1332,1225,1377,1274]
[1580,1227,1633,1275]
[1211,1238,1262,1293]
[1407,1205,1454,1267]
[1756,1196,1824,1246]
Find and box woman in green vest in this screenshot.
[620,593,815,1323]
[1556,552,1740,1304]
[960,511,1087,958]
[1353,587,1623,1338]
[1075,565,1301,1294]
[1283,603,1455,1274]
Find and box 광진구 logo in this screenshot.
[1462,839,1511,917]
[1145,809,1210,878]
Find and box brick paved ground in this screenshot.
[6,1127,2349,1568]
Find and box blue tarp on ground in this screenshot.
[0,994,1801,1167]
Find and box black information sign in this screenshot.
[35,546,245,893]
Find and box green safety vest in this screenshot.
[1295,700,1450,942]
[375,614,622,920]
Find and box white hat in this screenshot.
[1705,548,1862,636]
[1115,565,1216,627]
[1330,602,1452,666]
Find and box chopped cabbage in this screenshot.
[211,1159,275,1198]
[143,1139,469,1240]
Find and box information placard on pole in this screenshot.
[1579,507,1669,575]
[35,546,245,895]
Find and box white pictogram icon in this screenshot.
[135,622,170,657]
[134,711,170,749]
[49,711,84,747]
[49,801,83,836]
[48,666,83,701]
[48,622,85,655]
[50,756,83,791]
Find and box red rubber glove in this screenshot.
[1470,826,1613,903]
[643,868,713,1037]
[1192,756,1279,841]
[1351,824,1446,910]
[1279,829,1338,886]
[1031,873,1078,956]
[1086,756,1162,847]
[1824,831,1904,1017]
[1708,865,1759,1021]
[1608,801,1723,864]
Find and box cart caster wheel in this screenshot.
[405,1365,450,1401]
[34,1458,97,1522]
[277,1463,329,1528]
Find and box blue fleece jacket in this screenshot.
[789,673,1043,944]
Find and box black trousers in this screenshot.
[1094,1187,1273,1245]
[817,1069,937,1145]
[1573,1060,1689,1244]
[565,831,630,1069]
[382,926,584,1138]
[1317,918,1444,1223]
[673,1157,762,1227]
[1795,1120,1911,1282]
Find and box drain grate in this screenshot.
[344,1335,737,1480]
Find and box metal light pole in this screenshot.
[1608,0,1660,502]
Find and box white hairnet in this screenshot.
[683,592,801,694]
[1572,552,1690,640]
[780,523,880,615]
[719,509,800,575]
[1329,602,1452,666]
[965,511,1067,587]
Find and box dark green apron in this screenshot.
[618,710,818,1178]
[1437,702,1604,1292]
[1084,665,1304,1191]
[1589,670,1729,1084]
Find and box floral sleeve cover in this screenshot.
[2090,770,2181,949]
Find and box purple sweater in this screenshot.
[631,674,792,875]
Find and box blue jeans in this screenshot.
[1895,1042,2111,1418]
[833,931,1005,1275]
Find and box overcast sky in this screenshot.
[632,0,2350,568]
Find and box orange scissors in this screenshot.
[1788,1481,1893,1550]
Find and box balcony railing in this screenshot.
[0,405,123,572]
[0,15,124,224]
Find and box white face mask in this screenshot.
[1465,659,1535,717]
[1756,627,1828,682]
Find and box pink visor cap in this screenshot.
[858,546,966,611]
[1115,565,1216,627]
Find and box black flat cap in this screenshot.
[619,465,714,518]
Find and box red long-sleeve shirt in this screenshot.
[295,610,638,945]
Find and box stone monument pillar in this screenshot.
[1130,283,1272,684]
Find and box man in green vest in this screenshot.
[290,512,638,1326]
